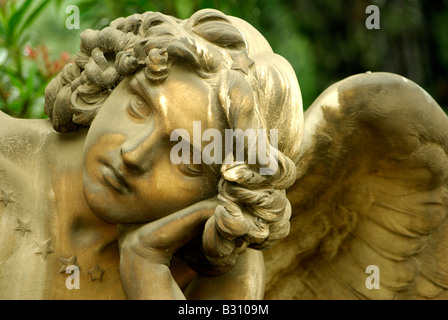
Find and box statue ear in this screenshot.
[217,69,296,188]
[70,81,105,126]
[44,63,80,132]
[218,69,262,131]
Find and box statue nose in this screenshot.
[120,128,158,173]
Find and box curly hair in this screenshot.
[44,9,303,274]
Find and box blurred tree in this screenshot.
[0,0,73,118]
[1,0,447,118]
[282,0,448,110]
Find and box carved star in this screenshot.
[230,51,254,74]
[88,265,105,282]
[34,238,54,260]
[15,218,31,236]
[0,189,15,208]
[59,255,79,273]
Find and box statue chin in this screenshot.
[82,185,143,225]
[81,169,141,224]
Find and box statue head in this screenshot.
[44,9,303,268]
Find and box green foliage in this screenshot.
[0,0,63,118]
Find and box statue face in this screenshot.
[82,65,222,223]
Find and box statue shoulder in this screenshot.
[0,112,54,165]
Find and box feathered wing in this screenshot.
[263,72,448,300]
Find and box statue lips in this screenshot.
[100,162,131,195]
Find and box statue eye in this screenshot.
[128,95,151,119]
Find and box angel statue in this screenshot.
[0,9,446,300]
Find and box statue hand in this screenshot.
[117,198,217,266]
[116,199,216,299]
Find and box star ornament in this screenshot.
[59,255,79,273]
[230,51,254,75]
[34,238,54,260]
[0,189,15,208]
[88,265,105,282]
[15,218,31,236]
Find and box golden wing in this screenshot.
[263,72,448,300]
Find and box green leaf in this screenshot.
[0,6,7,32]
[174,0,194,19]
[8,74,24,94]
[0,20,5,40]
[25,65,36,100]
[8,0,33,37]
[0,3,11,44]
[10,97,25,114]
[18,0,51,36]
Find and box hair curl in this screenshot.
[44,9,303,274]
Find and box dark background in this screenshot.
[1,0,447,118]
